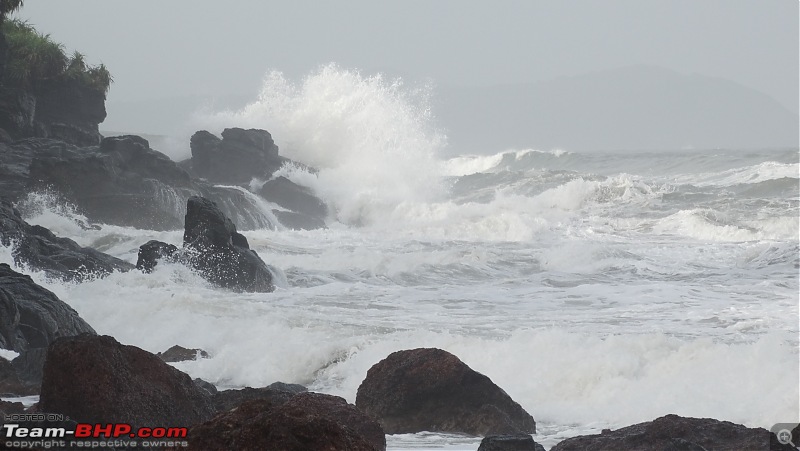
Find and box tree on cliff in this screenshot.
[0,0,23,22]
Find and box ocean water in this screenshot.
[2,66,798,450]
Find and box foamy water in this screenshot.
[2,66,798,450]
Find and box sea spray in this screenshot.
[195,64,447,226]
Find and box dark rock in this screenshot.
[478,435,545,451]
[0,199,133,281]
[0,263,95,352]
[0,141,36,201]
[549,414,794,451]
[39,334,215,429]
[0,357,36,396]
[213,387,297,414]
[157,344,209,362]
[136,240,178,273]
[0,74,105,146]
[33,77,106,146]
[272,209,326,231]
[184,392,385,451]
[0,400,25,415]
[28,135,199,230]
[355,348,535,436]
[183,196,273,292]
[10,347,48,387]
[193,378,217,396]
[266,381,308,394]
[258,176,327,220]
[190,128,286,185]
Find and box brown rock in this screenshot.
[39,334,214,429]
[157,344,209,363]
[356,348,535,436]
[213,384,306,413]
[550,414,794,451]
[184,392,385,451]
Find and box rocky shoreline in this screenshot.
[0,14,796,451]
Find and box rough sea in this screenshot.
[2,65,798,450]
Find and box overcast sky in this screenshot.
[15,0,798,115]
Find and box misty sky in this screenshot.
[16,1,798,113]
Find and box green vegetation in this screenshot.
[0,0,24,20]
[1,19,112,94]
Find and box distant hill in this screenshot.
[435,65,799,154]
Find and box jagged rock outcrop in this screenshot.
[188,128,328,230]
[21,135,275,231]
[189,128,287,185]
[28,135,200,230]
[136,196,274,292]
[182,196,273,292]
[0,263,96,393]
[0,79,105,147]
[182,393,385,451]
[0,198,133,280]
[39,334,215,429]
[356,348,535,436]
[549,414,794,451]
[258,176,327,230]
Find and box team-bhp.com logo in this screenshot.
[3,415,189,448]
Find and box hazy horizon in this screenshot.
[13,1,799,153]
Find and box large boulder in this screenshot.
[355,348,535,436]
[1,198,134,281]
[182,196,274,292]
[549,414,794,451]
[0,263,96,392]
[183,393,385,451]
[189,128,287,185]
[39,334,215,429]
[0,263,95,353]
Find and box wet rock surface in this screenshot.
[0,263,96,392]
[356,348,535,436]
[549,414,794,451]
[39,334,215,429]
[0,198,133,280]
[183,392,385,451]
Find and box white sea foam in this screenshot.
[2,66,796,450]
[194,64,447,226]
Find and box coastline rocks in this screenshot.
[478,435,545,451]
[0,263,95,354]
[135,196,274,292]
[258,176,328,230]
[1,198,133,281]
[157,344,209,363]
[355,348,535,436]
[184,393,385,451]
[0,76,104,147]
[550,414,794,451]
[189,128,286,185]
[182,196,274,292]
[28,135,200,230]
[213,384,308,413]
[39,334,215,429]
[136,240,178,273]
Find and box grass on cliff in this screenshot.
[2,19,112,94]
